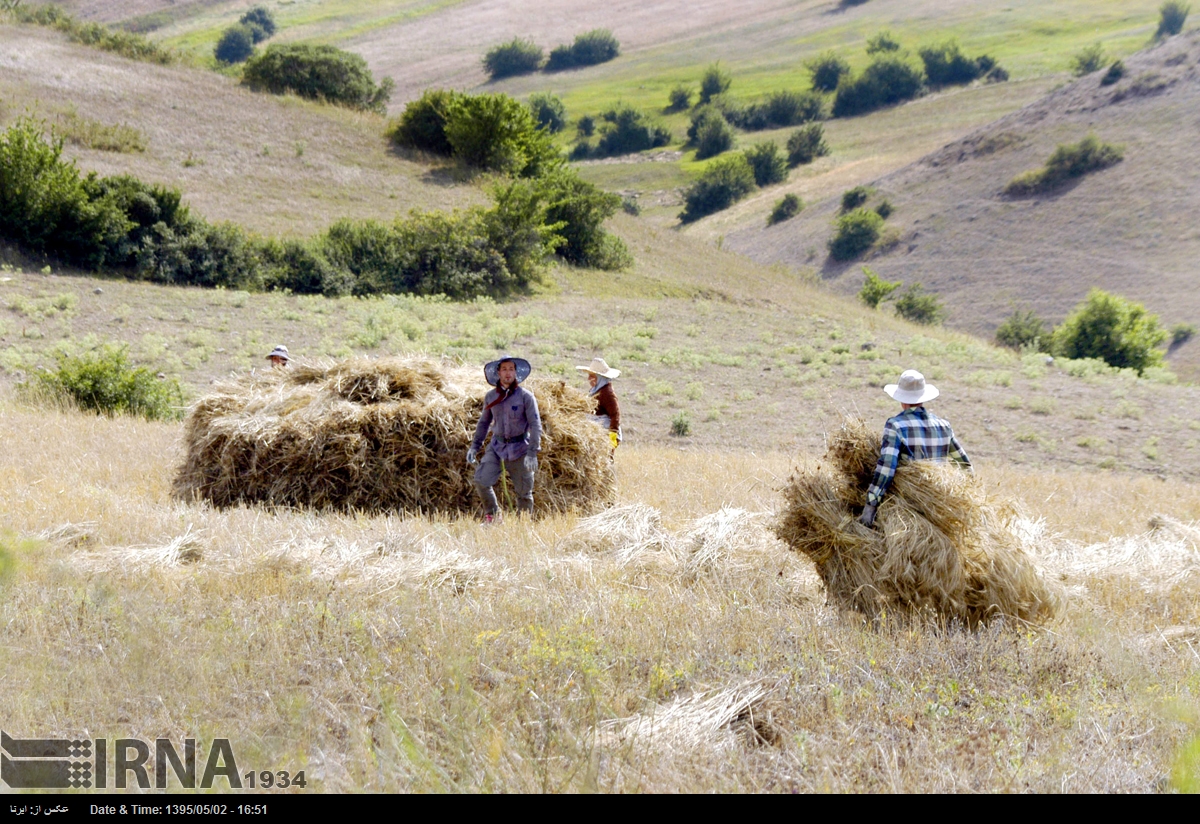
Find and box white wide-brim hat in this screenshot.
[265,345,290,362]
[885,369,939,404]
[575,357,620,379]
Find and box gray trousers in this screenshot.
[473,448,536,514]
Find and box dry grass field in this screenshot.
[2,399,1199,792]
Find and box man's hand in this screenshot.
[859,504,877,528]
[523,453,538,475]
[466,447,478,466]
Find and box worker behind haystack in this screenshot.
[467,355,542,522]
[860,369,972,528]
[576,357,621,452]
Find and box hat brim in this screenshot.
[885,383,939,404]
[484,357,532,386]
[266,353,290,361]
[575,365,620,379]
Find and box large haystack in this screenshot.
[775,418,1058,626]
[174,357,616,516]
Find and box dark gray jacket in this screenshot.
[471,384,542,461]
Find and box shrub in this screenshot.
[840,185,870,212]
[828,208,883,260]
[546,29,620,70]
[786,123,830,166]
[768,193,802,225]
[808,52,850,92]
[593,105,671,157]
[743,141,788,186]
[724,90,825,131]
[528,92,566,133]
[995,310,1049,350]
[874,199,893,219]
[14,4,175,64]
[1171,322,1197,345]
[692,110,735,159]
[699,63,733,104]
[1051,289,1167,373]
[28,344,184,421]
[576,115,595,137]
[670,411,691,437]
[866,30,901,55]
[387,89,458,155]
[443,92,561,175]
[1156,1,1190,39]
[667,84,693,111]
[679,154,757,223]
[919,41,983,87]
[832,55,924,117]
[534,168,626,269]
[214,25,255,64]
[1071,44,1106,77]
[985,65,1010,83]
[569,141,592,160]
[260,238,342,296]
[858,266,901,308]
[893,283,946,325]
[242,44,394,113]
[483,37,543,79]
[239,5,276,43]
[1003,134,1124,196]
[136,219,263,290]
[1100,60,1126,86]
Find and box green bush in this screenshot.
[670,411,691,437]
[667,84,693,111]
[214,25,255,64]
[239,5,276,43]
[483,37,543,79]
[1070,44,1106,76]
[593,105,671,157]
[679,154,757,223]
[545,29,619,70]
[808,52,850,92]
[576,115,595,138]
[242,44,394,113]
[261,238,343,296]
[443,92,561,175]
[534,169,627,269]
[858,266,901,308]
[918,40,984,86]
[1003,134,1124,196]
[528,92,567,133]
[1171,322,1196,345]
[28,344,184,421]
[828,208,883,260]
[893,284,946,325]
[768,193,802,225]
[866,30,901,55]
[1051,289,1167,373]
[136,219,263,290]
[699,63,732,104]
[724,90,825,131]
[874,199,893,219]
[832,55,924,117]
[840,185,870,212]
[387,89,457,155]
[995,309,1048,350]
[14,4,175,64]
[692,110,735,159]
[1156,1,1190,39]
[786,123,829,166]
[743,141,788,187]
[1100,61,1126,86]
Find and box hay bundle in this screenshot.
[775,418,1057,626]
[174,356,616,515]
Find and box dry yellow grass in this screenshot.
[2,397,1199,792]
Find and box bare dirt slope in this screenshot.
[726,30,1200,377]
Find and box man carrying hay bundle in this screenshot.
[860,369,972,528]
[467,355,542,521]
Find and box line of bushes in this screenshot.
[10,3,176,64]
[242,43,394,114]
[483,29,620,79]
[570,104,671,160]
[1003,135,1124,196]
[857,267,946,325]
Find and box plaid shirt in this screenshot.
[866,406,972,506]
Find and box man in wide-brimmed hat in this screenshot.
[575,357,622,451]
[467,355,541,521]
[265,345,290,368]
[860,369,972,528]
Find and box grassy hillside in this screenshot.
[725,30,1200,379]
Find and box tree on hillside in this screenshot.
[240,6,277,43]
[858,267,900,309]
[698,62,732,104]
[214,25,255,64]
[807,52,849,92]
[1051,289,1167,374]
[1070,43,1106,76]
[1156,1,1190,39]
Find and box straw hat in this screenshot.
[885,369,939,404]
[575,357,620,379]
[265,345,290,362]
[484,355,532,386]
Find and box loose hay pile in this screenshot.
[775,418,1058,626]
[174,357,616,516]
